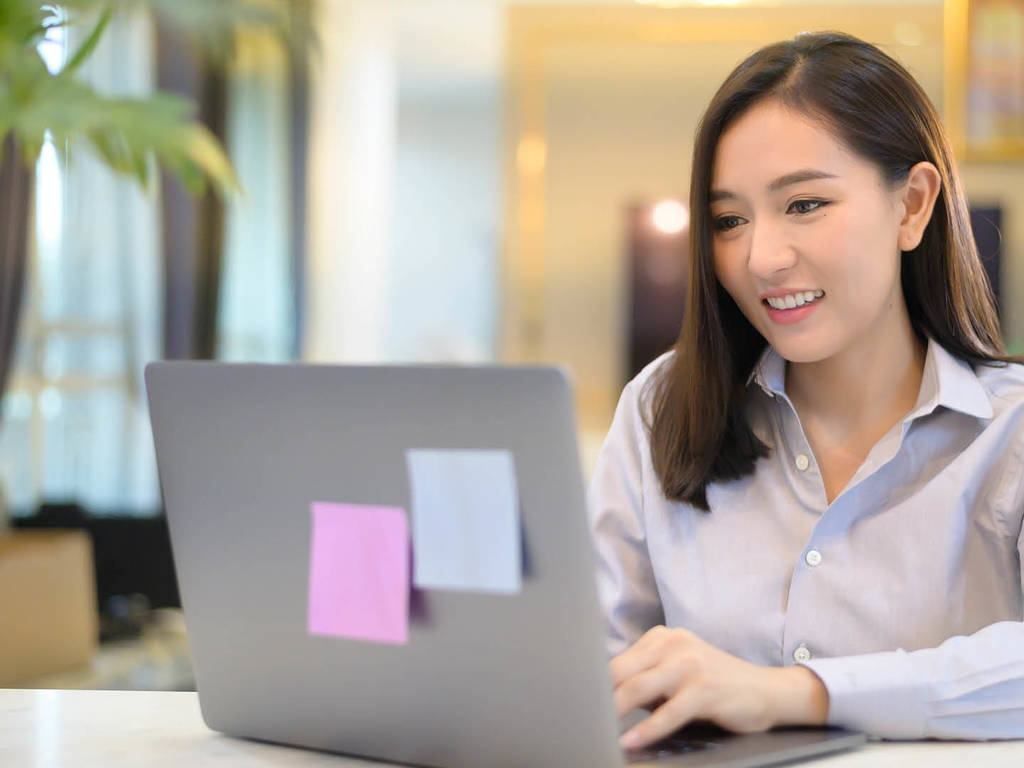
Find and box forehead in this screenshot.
[711,100,867,192]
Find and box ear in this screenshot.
[897,161,942,252]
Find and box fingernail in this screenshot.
[619,730,641,749]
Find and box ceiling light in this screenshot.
[651,200,689,235]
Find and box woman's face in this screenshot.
[710,99,908,364]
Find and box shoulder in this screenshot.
[623,350,677,423]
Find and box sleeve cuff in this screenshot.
[799,648,928,739]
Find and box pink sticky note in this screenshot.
[308,501,409,645]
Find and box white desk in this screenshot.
[3,689,1023,767]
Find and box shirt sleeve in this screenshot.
[586,378,665,659]
[799,515,1024,740]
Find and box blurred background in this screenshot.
[1,0,1022,690]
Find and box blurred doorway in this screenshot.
[627,200,688,383]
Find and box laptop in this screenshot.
[145,361,866,768]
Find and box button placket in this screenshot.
[775,396,833,510]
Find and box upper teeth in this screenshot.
[766,290,824,310]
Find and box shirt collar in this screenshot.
[746,337,994,421]
[907,337,994,421]
[747,343,785,394]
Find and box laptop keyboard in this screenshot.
[625,736,718,763]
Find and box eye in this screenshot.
[713,214,746,232]
[788,199,829,215]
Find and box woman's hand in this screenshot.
[611,625,829,750]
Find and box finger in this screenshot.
[619,690,703,751]
[614,654,698,718]
[609,626,677,687]
[610,646,660,690]
[613,665,677,719]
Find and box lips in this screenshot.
[762,293,824,326]
[761,290,825,310]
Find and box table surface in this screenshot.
[3,689,1024,767]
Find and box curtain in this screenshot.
[154,18,227,361]
[217,28,295,362]
[0,134,32,417]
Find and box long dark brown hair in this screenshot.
[647,30,1016,512]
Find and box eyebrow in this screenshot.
[709,169,840,203]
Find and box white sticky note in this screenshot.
[406,449,521,594]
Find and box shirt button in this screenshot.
[793,645,812,663]
[795,453,810,471]
[805,549,822,567]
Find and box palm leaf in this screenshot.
[9,63,239,195]
[1,0,311,196]
[62,2,112,76]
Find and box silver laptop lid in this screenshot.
[145,361,625,768]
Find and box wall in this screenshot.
[388,88,501,362]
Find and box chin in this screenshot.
[777,350,829,364]
[769,337,839,365]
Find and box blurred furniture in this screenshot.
[3,506,193,690]
[14,503,181,624]
[14,608,194,691]
[0,530,97,685]
[2,688,1023,767]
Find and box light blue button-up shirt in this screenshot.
[587,337,1024,739]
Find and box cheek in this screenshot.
[824,209,901,295]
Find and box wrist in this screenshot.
[767,665,830,727]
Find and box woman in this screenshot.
[588,30,1024,749]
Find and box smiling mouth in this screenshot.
[762,290,825,310]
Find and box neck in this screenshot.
[784,299,927,437]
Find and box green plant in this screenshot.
[0,0,311,195]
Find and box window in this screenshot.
[0,9,161,515]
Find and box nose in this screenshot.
[747,219,798,280]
